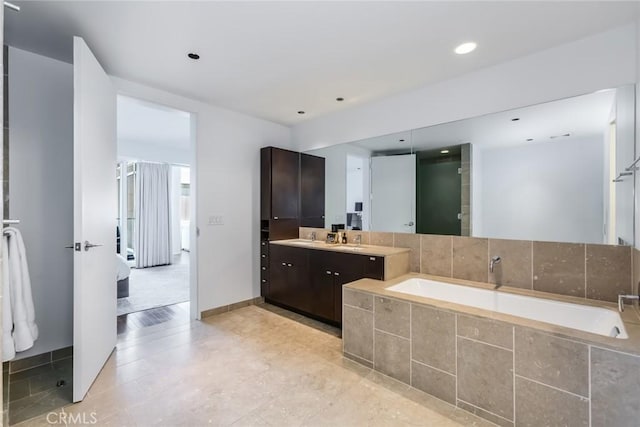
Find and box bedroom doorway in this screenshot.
[115,96,194,331]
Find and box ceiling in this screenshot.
[5,1,639,126]
[117,95,191,149]
[352,88,617,153]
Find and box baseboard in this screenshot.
[200,297,264,319]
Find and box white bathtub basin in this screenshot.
[386,278,628,339]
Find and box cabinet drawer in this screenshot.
[363,255,384,280]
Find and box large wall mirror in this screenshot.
[306,84,636,246]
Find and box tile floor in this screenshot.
[16,304,494,426]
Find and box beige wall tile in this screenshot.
[394,232,421,272]
[369,231,393,247]
[452,237,488,283]
[411,361,456,405]
[488,239,532,289]
[515,376,588,427]
[384,252,410,280]
[345,230,370,245]
[591,347,640,427]
[374,330,410,384]
[374,297,410,338]
[586,244,632,302]
[420,234,452,277]
[343,306,373,362]
[532,241,585,297]
[411,304,456,373]
[456,400,514,427]
[343,289,373,311]
[457,315,513,350]
[457,337,514,421]
[514,328,588,397]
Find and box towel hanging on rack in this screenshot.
[2,227,38,361]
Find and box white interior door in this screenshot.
[370,154,416,232]
[73,37,117,402]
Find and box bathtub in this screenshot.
[386,278,628,339]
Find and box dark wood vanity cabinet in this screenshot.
[268,244,310,311]
[268,244,385,325]
[260,147,326,300]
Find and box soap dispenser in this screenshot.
[341,231,347,244]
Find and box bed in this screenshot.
[117,254,131,298]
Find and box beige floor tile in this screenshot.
[16,304,496,426]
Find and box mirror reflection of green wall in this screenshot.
[306,85,636,246]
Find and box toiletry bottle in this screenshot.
[342,232,347,244]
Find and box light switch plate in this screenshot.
[208,215,224,225]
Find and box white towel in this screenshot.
[2,237,15,361]
[2,227,38,360]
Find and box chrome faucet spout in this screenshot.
[618,294,639,312]
[310,232,316,242]
[490,256,501,273]
[355,234,362,246]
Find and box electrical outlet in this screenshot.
[208,215,224,225]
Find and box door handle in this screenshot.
[84,241,103,251]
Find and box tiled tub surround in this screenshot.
[343,275,640,427]
[300,228,634,304]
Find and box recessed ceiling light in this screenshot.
[526,138,534,142]
[336,97,344,102]
[399,139,405,142]
[563,133,571,137]
[454,42,477,55]
[440,149,450,154]
[511,118,520,122]
[187,53,200,60]
[297,111,305,115]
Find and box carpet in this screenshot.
[117,252,190,316]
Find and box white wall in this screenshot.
[118,138,190,165]
[112,77,292,315]
[293,24,636,151]
[9,47,73,358]
[478,137,604,244]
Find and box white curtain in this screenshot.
[135,162,172,268]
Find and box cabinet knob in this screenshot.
[261,267,266,270]
[261,242,266,246]
[261,254,266,258]
[326,270,332,275]
[273,216,279,220]
[369,257,376,261]
[281,262,287,266]
[287,263,293,267]
[334,272,340,276]
[261,279,266,283]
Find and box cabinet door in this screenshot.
[333,253,365,323]
[268,245,308,310]
[271,148,299,219]
[363,255,384,280]
[307,250,335,321]
[300,153,325,224]
[260,147,272,221]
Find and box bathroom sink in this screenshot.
[286,239,325,247]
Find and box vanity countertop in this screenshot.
[270,238,410,257]
[345,272,640,357]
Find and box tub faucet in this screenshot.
[490,256,501,273]
[617,294,639,312]
[310,232,316,242]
